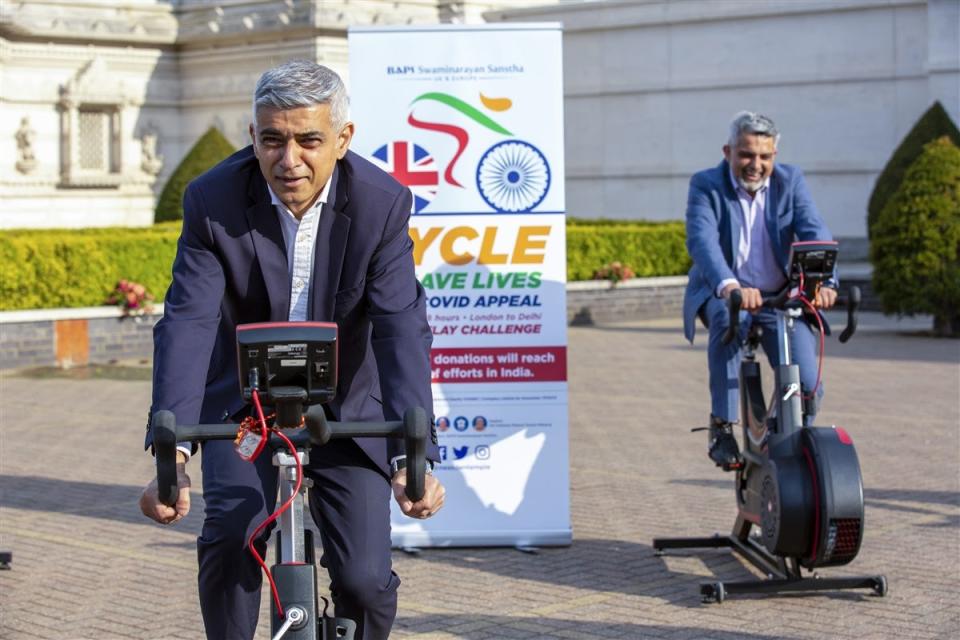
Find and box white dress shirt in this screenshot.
[716,168,786,296]
[269,178,332,321]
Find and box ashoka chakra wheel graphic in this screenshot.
[475,140,551,212]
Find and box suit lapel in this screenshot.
[245,176,290,321]
[765,167,785,267]
[720,160,741,268]
[310,163,351,322]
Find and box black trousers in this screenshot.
[196,437,399,640]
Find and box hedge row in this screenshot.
[566,219,690,281]
[0,219,690,311]
[0,223,180,311]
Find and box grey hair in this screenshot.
[252,60,349,130]
[727,111,780,148]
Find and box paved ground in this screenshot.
[1,313,958,639]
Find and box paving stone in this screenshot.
[0,315,956,639]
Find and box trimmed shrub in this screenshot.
[568,217,659,226]
[0,224,180,311]
[870,137,960,336]
[566,220,689,282]
[155,127,236,222]
[868,102,960,238]
[0,218,692,311]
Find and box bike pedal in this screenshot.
[719,460,744,472]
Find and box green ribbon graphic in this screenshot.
[411,92,513,136]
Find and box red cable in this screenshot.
[246,390,304,620]
[253,387,269,433]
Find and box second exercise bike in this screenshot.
[654,240,888,603]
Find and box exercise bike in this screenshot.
[653,241,888,603]
[152,322,429,639]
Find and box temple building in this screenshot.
[1,0,957,246]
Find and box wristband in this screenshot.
[390,455,433,477]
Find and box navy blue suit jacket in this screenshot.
[683,160,835,343]
[146,146,437,475]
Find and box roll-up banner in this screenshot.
[349,24,569,547]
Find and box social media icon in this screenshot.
[453,446,469,460]
[438,445,448,461]
[475,445,490,460]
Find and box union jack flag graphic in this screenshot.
[371,141,439,213]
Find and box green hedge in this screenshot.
[870,137,960,336]
[868,101,960,239]
[155,127,236,223]
[0,223,179,311]
[0,219,691,311]
[566,219,690,281]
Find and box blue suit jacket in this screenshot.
[146,146,437,475]
[683,160,834,343]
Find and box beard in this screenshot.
[736,173,766,193]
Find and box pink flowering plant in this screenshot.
[105,279,155,317]
[592,261,636,286]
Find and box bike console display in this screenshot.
[787,240,838,299]
[236,322,338,409]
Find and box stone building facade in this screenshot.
[488,0,959,247]
[1,0,957,243]
[0,0,553,229]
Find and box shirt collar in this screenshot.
[267,176,332,219]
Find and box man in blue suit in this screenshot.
[139,60,445,640]
[683,111,837,468]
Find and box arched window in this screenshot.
[58,57,128,188]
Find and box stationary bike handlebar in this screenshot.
[721,285,862,345]
[152,405,429,507]
[721,289,744,346]
[836,286,861,344]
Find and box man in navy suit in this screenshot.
[139,60,445,640]
[683,111,837,469]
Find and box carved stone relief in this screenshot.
[15,117,38,175]
[140,127,163,176]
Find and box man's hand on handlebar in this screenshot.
[392,471,445,520]
[722,283,762,312]
[140,451,191,525]
[815,286,837,310]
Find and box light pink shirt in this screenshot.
[716,169,786,295]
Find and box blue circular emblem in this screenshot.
[475,140,551,212]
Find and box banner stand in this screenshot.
[349,23,570,548]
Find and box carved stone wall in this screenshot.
[487,0,960,244]
[0,0,549,229]
[0,0,178,228]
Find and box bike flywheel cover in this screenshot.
[800,426,865,568]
